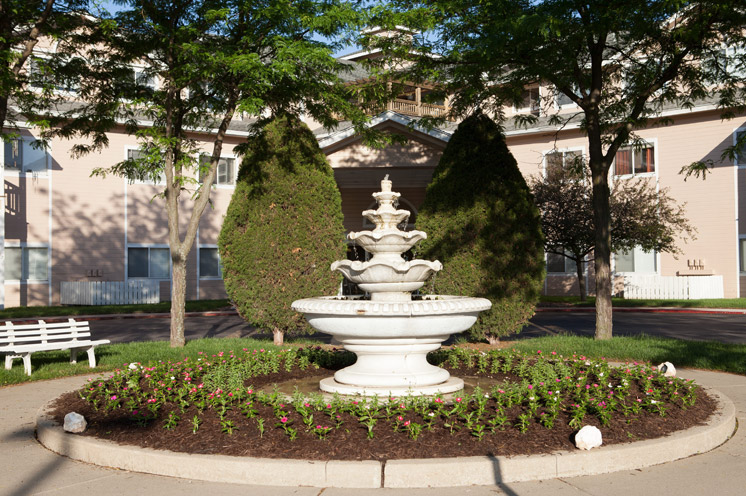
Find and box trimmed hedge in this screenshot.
[416,113,545,343]
[218,114,346,344]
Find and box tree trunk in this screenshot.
[575,260,587,301]
[591,171,613,340]
[273,327,284,346]
[170,254,187,347]
[486,335,500,346]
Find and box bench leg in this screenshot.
[70,349,78,364]
[86,347,97,369]
[5,355,12,371]
[22,354,31,376]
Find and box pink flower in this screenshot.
[397,415,404,421]
[528,385,533,390]
[404,420,411,426]
[455,397,462,403]
[110,395,117,400]
[280,416,288,423]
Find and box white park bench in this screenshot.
[1,319,110,376]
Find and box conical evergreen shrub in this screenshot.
[416,113,545,343]
[219,114,346,345]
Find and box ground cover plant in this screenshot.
[51,346,715,460]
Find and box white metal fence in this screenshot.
[623,275,724,300]
[61,280,160,305]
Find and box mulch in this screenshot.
[48,365,717,461]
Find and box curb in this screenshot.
[535,307,746,315]
[36,388,736,488]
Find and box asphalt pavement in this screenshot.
[78,308,746,345]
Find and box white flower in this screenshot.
[128,363,138,370]
[529,396,535,401]
[171,376,175,380]
[650,399,657,404]
[599,372,604,377]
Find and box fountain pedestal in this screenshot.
[292,177,491,396]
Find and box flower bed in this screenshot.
[50,347,715,460]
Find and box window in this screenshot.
[516,87,540,115]
[735,130,746,166]
[199,247,222,278]
[134,68,156,90]
[740,238,746,272]
[5,246,48,281]
[128,247,170,278]
[4,138,48,173]
[615,247,656,273]
[127,148,165,185]
[200,155,235,186]
[613,144,655,176]
[545,149,583,178]
[546,252,577,274]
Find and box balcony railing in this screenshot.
[387,99,450,119]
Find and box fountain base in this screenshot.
[319,376,464,397]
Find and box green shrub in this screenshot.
[219,114,346,345]
[416,113,545,343]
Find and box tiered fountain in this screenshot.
[292,176,491,396]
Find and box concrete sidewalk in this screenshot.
[0,368,744,495]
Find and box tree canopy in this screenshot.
[219,113,346,346]
[529,165,695,300]
[51,0,365,346]
[363,0,746,338]
[416,113,545,344]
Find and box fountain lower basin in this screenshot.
[291,295,491,396]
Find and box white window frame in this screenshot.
[613,246,659,275]
[125,145,166,185]
[199,153,237,188]
[133,66,157,91]
[552,85,579,109]
[514,85,541,115]
[198,245,223,279]
[126,244,171,280]
[612,139,658,179]
[542,147,585,178]
[3,135,51,177]
[734,128,746,168]
[545,251,579,275]
[4,242,50,284]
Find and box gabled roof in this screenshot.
[316,110,454,150]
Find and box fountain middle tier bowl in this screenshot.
[348,229,427,255]
[330,259,442,294]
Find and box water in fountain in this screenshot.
[292,176,491,396]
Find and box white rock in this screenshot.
[575,425,603,450]
[657,362,676,377]
[63,412,87,433]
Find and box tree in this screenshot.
[416,113,545,345]
[0,0,88,135]
[57,0,364,347]
[219,114,346,346]
[529,164,695,300]
[363,0,746,338]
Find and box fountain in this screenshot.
[292,176,491,396]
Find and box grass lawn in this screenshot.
[0,299,232,320]
[2,333,744,387]
[539,295,746,309]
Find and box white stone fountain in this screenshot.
[292,176,491,396]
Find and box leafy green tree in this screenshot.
[219,114,346,346]
[0,0,90,135]
[363,0,746,339]
[529,165,695,300]
[57,0,363,346]
[416,113,545,344]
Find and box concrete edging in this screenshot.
[36,388,736,488]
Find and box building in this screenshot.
[3,46,744,307]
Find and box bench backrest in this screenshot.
[0,319,92,347]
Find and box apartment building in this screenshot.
[3,45,744,307]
